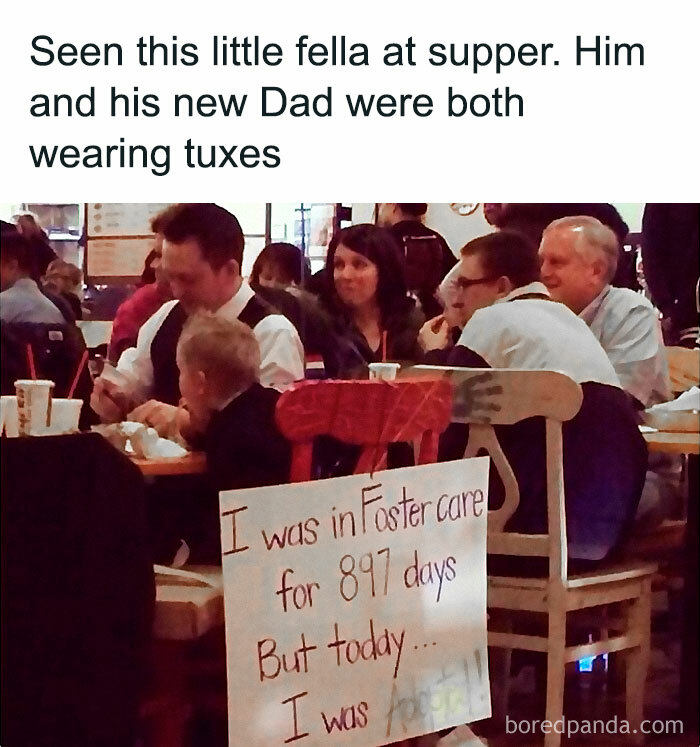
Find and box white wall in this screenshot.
[352,203,645,258]
[614,203,644,233]
[0,204,23,222]
[352,203,493,257]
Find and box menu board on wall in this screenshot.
[86,203,170,239]
[87,239,154,279]
[86,203,170,279]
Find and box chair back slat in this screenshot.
[406,366,583,424]
[276,378,453,480]
[465,423,520,531]
[487,532,549,557]
[289,442,314,484]
[545,419,568,583]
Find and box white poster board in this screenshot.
[219,458,491,746]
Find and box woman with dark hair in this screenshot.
[250,242,309,289]
[321,223,424,378]
[249,242,333,368]
[313,225,424,478]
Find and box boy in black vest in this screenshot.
[176,312,291,491]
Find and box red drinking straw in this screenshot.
[381,331,387,362]
[67,350,89,399]
[26,344,37,380]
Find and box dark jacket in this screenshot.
[1,433,154,747]
[61,291,83,321]
[642,203,700,342]
[390,220,457,319]
[253,284,336,364]
[204,383,291,492]
[43,288,77,323]
[438,345,647,563]
[322,297,424,380]
[147,384,291,564]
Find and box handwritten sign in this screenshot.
[219,457,491,746]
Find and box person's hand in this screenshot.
[128,400,182,438]
[418,315,450,352]
[174,403,202,444]
[90,377,129,423]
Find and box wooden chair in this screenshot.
[665,345,700,394]
[275,377,453,481]
[145,516,225,747]
[144,566,225,747]
[407,366,657,747]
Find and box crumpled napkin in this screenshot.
[93,421,188,459]
[647,386,700,413]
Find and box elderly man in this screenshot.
[90,203,304,438]
[539,216,676,526]
[539,216,670,408]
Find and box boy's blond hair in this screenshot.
[177,312,260,401]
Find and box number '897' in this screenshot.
[338,548,390,602]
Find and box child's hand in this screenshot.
[128,400,181,438]
[174,402,203,444]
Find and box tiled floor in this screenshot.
[471,623,697,746]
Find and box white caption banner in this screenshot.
[219,457,490,746]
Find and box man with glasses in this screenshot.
[421,230,646,565]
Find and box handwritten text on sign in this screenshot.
[219,458,490,746]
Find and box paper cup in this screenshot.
[2,395,16,437]
[47,399,83,435]
[15,379,55,436]
[1,396,19,437]
[368,362,401,381]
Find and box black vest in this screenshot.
[150,296,275,405]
